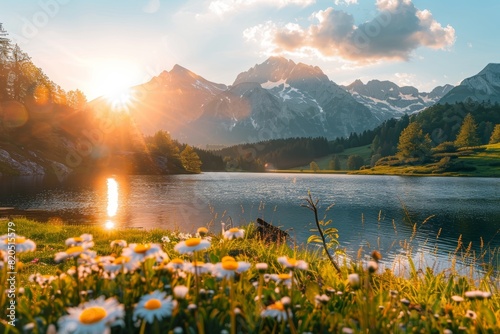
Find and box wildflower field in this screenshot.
[0,217,499,334]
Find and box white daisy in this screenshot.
[348,273,360,289]
[55,246,93,263]
[260,298,292,321]
[174,238,211,254]
[122,243,164,263]
[269,273,294,287]
[29,273,57,287]
[161,236,171,243]
[256,263,268,273]
[184,261,214,275]
[277,256,308,270]
[213,260,251,279]
[197,227,208,237]
[65,234,94,248]
[57,296,124,334]
[173,285,189,299]
[133,290,177,323]
[165,258,186,271]
[102,256,140,274]
[223,228,245,240]
[0,235,36,253]
[451,295,464,302]
[110,240,127,248]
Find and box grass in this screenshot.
[1,217,499,333]
[353,143,500,177]
[291,145,372,171]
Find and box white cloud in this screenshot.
[334,0,358,6]
[244,0,456,64]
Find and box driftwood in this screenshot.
[255,218,289,244]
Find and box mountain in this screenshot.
[439,63,500,104]
[90,64,228,135]
[342,80,453,121]
[181,57,379,145]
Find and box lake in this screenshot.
[1,172,499,274]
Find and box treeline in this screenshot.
[215,137,330,171]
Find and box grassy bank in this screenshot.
[1,218,499,333]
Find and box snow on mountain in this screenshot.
[439,63,500,104]
[342,80,453,121]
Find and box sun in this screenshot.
[89,59,143,109]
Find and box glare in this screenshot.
[105,220,115,230]
[106,90,132,111]
[107,178,118,217]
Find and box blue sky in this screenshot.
[0,0,498,99]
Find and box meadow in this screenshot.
[0,214,499,334]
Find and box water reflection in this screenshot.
[105,177,119,229]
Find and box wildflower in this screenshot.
[197,227,208,237]
[390,290,398,298]
[0,235,36,253]
[443,330,453,334]
[174,238,211,254]
[314,294,330,306]
[188,304,197,311]
[173,285,189,299]
[270,273,293,287]
[256,263,268,273]
[213,260,251,279]
[347,273,360,289]
[55,246,92,263]
[223,227,245,240]
[102,256,140,274]
[65,234,93,247]
[451,295,464,302]
[29,273,57,287]
[165,258,185,271]
[23,323,35,332]
[122,243,165,263]
[400,298,411,306]
[161,236,171,243]
[261,298,292,321]
[133,290,177,323]
[277,256,308,270]
[57,296,124,334]
[173,327,183,334]
[342,328,354,334]
[371,250,382,262]
[110,240,127,248]
[185,261,214,275]
[465,310,477,320]
[367,260,378,273]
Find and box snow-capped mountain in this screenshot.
[342,80,453,121]
[439,63,500,104]
[183,57,379,144]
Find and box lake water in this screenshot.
[1,172,499,274]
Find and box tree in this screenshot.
[347,155,364,170]
[181,145,202,173]
[67,89,87,110]
[0,23,11,101]
[455,113,480,148]
[328,155,341,170]
[397,122,432,160]
[310,161,320,172]
[489,124,500,144]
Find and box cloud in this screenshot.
[334,0,358,5]
[244,0,455,64]
[208,0,315,17]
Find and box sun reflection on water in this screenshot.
[105,178,119,229]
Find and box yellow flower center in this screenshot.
[192,261,204,266]
[222,261,238,271]
[278,273,291,280]
[66,246,84,254]
[79,307,107,324]
[269,301,285,311]
[185,238,201,247]
[197,227,208,234]
[287,258,297,266]
[144,298,162,310]
[74,237,83,242]
[134,244,151,253]
[222,256,235,262]
[228,228,239,233]
[171,258,184,264]
[114,256,130,264]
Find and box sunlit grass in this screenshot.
[1,217,499,333]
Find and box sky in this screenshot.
[0,0,499,100]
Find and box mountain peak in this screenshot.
[478,63,500,76]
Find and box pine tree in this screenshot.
[180,145,202,173]
[328,155,341,170]
[489,124,500,144]
[455,113,480,148]
[347,155,364,170]
[397,122,432,160]
[310,161,320,172]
